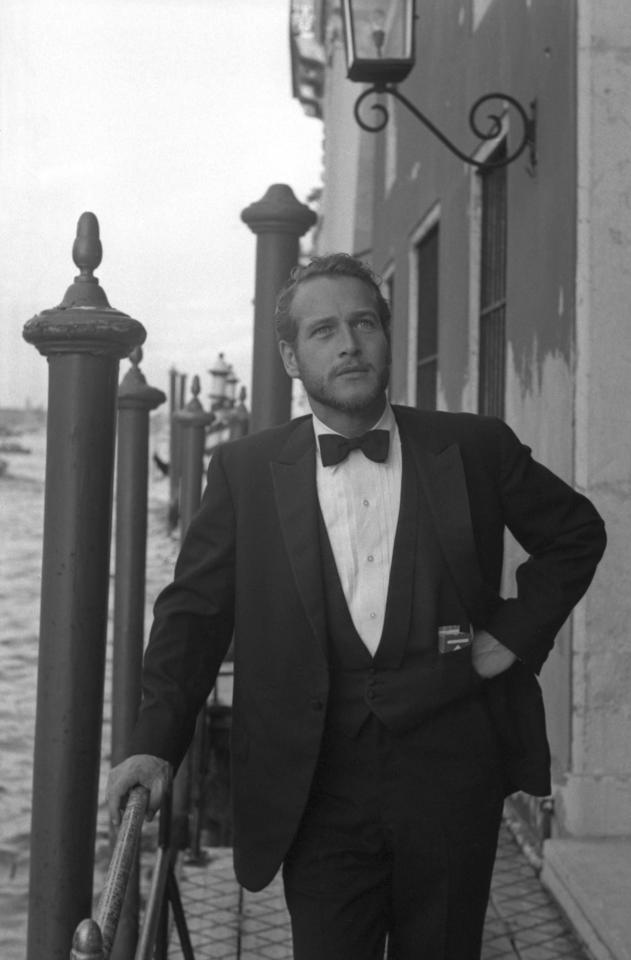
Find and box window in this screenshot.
[478,143,507,418]
[382,268,394,400]
[415,224,439,410]
[385,272,394,321]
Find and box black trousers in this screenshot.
[283,697,504,960]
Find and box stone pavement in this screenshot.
[167,820,591,960]
[542,839,631,960]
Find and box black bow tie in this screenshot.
[318,429,390,467]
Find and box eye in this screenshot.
[354,314,378,330]
[311,323,334,338]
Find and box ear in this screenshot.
[279,340,301,379]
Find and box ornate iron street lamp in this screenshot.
[208,352,231,410]
[206,353,249,445]
[341,0,536,171]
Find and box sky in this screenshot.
[0,0,323,410]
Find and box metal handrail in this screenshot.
[69,785,195,960]
[70,785,149,959]
[100,787,150,953]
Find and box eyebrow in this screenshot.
[304,308,379,327]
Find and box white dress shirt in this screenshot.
[313,404,402,656]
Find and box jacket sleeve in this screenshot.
[127,446,236,768]
[483,419,606,673]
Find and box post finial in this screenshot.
[59,212,111,309]
[70,918,104,960]
[129,345,143,368]
[177,372,213,424]
[72,212,103,277]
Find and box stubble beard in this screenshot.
[301,364,390,415]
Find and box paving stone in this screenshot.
[482,942,519,960]
[167,825,592,960]
[257,945,293,959]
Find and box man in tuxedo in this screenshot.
[108,253,606,959]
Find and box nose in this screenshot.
[337,321,360,355]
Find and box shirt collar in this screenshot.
[312,402,395,438]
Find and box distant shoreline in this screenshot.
[0,408,47,436]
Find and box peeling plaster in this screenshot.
[506,341,573,454]
[471,0,493,33]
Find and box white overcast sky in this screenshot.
[0,0,323,409]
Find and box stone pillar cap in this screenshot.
[23,212,146,358]
[241,184,317,236]
[118,347,167,410]
[175,375,215,427]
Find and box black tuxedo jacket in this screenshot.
[129,407,606,890]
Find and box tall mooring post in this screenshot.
[110,346,165,960]
[22,213,145,960]
[167,367,184,528]
[172,375,214,851]
[177,375,214,542]
[241,183,316,432]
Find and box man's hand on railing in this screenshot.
[107,754,173,827]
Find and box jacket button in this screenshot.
[311,697,324,711]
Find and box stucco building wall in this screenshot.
[562,0,631,836]
[294,0,630,842]
[335,0,582,819]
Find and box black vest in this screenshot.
[319,441,479,737]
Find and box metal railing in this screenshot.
[69,787,195,960]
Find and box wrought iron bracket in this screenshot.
[353,85,537,172]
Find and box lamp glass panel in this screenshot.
[225,370,238,403]
[348,0,412,62]
[209,353,229,399]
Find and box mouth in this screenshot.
[336,365,370,377]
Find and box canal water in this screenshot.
[0,415,179,958]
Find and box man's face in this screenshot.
[279,274,390,432]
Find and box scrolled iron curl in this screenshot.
[353,86,391,133]
[468,93,530,165]
[353,86,532,169]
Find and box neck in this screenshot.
[310,395,387,437]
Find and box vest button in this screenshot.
[366,689,376,700]
[311,697,324,711]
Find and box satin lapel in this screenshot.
[270,421,328,655]
[407,439,499,624]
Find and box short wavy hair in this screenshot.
[274,253,391,345]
